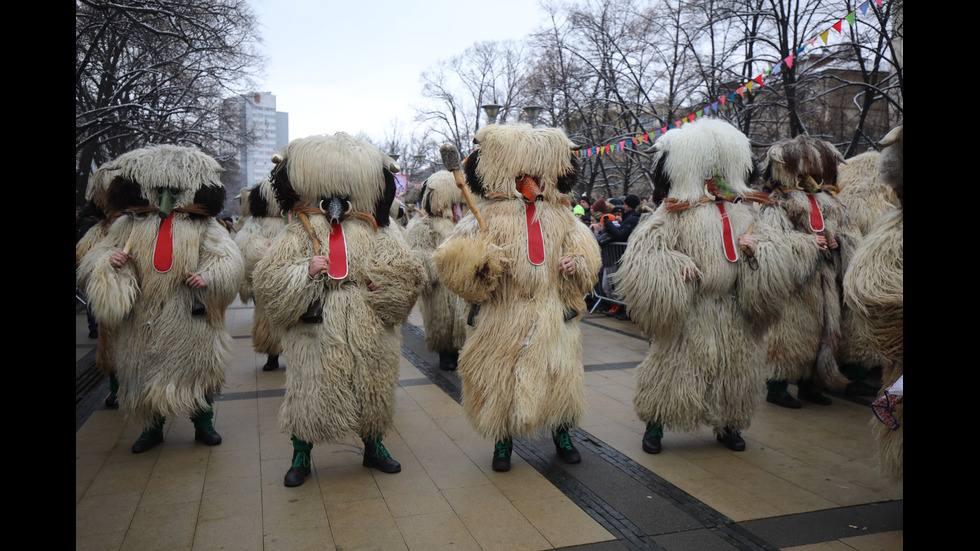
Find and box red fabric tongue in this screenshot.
[525,201,545,265]
[807,195,825,232]
[152,211,175,272]
[716,202,738,262]
[327,222,348,279]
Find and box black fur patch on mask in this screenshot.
[107,177,150,213]
[270,162,299,212]
[374,167,396,228]
[420,180,432,216]
[556,154,580,194]
[191,185,226,219]
[651,153,671,204]
[248,185,270,218]
[463,151,485,198]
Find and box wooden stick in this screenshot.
[440,144,487,233]
[295,209,326,276]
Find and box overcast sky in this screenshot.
[250,0,552,143]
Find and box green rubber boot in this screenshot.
[190,399,222,445]
[362,436,401,473]
[285,436,313,487]
[132,417,165,454]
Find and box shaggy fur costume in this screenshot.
[837,152,900,236]
[758,135,859,389]
[615,119,815,435]
[433,124,601,441]
[77,145,244,428]
[836,151,900,374]
[233,180,287,358]
[404,171,471,357]
[77,162,122,377]
[843,125,903,479]
[252,133,424,444]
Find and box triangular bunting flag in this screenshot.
[833,20,843,33]
[820,30,829,44]
[845,11,856,26]
[785,54,794,68]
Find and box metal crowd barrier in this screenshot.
[588,241,628,313]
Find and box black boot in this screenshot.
[642,422,663,454]
[766,379,801,409]
[263,354,280,372]
[716,427,746,452]
[362,437,401,473]
[191,400,222,446]
[132,418,165,453]
[797,379,831,405]
[285,438,313,487]
[104,372,119,408]
[552,426,581,464]
[492,439,513,472]
[438,350,458,371]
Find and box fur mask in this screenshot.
[268,133,396,228]
[651,118,757,204]
[239,178,283,219]
[876,124,903,207]
[420,170,467,222]
[760,135,845,193]
[463,124,579,204]
[103,145,226,219]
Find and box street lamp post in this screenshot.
[523,105,544,126]
[481,104,502,125]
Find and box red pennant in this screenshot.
[327,222,348,279]
[525,201,545,265]
[716,202,739,262]
[807,195,825,232]
[152,211,175,272]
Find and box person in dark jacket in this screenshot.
[602,194,641,242]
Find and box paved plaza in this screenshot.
[76,298,903,550]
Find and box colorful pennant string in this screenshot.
[572,0,877,158]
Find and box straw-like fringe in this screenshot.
[254,209,424,443]
[80,215,242,427]
[761,190,856,388]
[104,145,224,208]
[276,133,387,213]
[843,210,903,365]
[652,119,756,203]
[470,124,576,202]
[760,135,844,190]
[434,199,599,441]
[405,212,469,352]
[618,182,812,432]
[422,171,468,220]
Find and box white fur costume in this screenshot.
[77,145,244,429]
[758,136,860,390]
[233,180,287,360]
[615,119,814,436]
[836,151,900,377]
[404,171,471,361]
[843,125,903,479]
[433,124,601,442]
[76,162,122,378]
[252,133,425,444]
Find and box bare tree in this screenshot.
[75,0,263,203]
[414,40,529,158]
